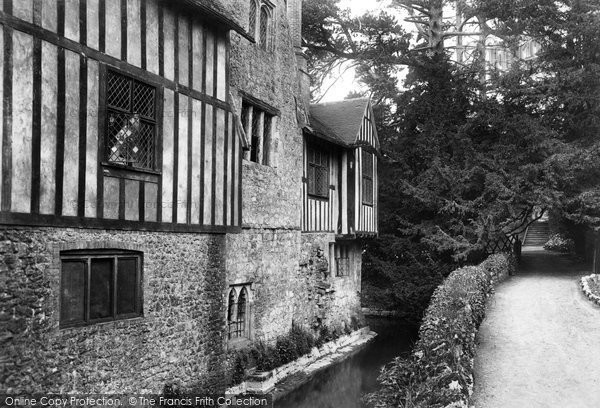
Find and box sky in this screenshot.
[319,0,394,102]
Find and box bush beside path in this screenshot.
[471,249,600,408]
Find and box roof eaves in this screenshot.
[166,0,255,42]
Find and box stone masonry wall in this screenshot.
[226,230,311,341]
[1,227,227,394]
[225,230,364,345]
[299,235,364,332]
[229,0,303,230]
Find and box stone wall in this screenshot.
[1,0,368,394]
[1,227,227,394]
[229,0,303,230]
[226,229,305,341]
[299,235,364,332]
[225,231,364,344]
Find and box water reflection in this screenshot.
[275,318,418,408]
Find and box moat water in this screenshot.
[275,318,418,408]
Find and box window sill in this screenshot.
[102,162,161,182]
[308,194,329,202]
[102,162,161,175]
[59,315,146,332]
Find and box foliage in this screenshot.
[303,0,600,321]
[365,254,515,408]
[543,233,575,253]
[476,0,600,229]
[225,322,355,387]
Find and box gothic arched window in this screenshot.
[227,288,237,339]
[227,284,251,341]
[259,6,270,50]
[249,0,258,38]
[237,287,248,337]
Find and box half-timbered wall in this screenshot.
[357,106,378,148]
[0,0,241,233]
[303,112,378,236]
[302,140,338,232]
[355,147,377,234]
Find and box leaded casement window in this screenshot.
[105,70,158,171]
[362,151,374,205]
[241,99,274,166]
[248,0,274,50]
[60,250,143,328]
[307,145,329,198]
[227,285,250,341]
[249,0,258,37]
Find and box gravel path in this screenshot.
[471,248,600,408]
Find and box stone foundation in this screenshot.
[1,226,227,394]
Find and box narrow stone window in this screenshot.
[248,0,274,50]
[105,69,158,171]
[362,151,374,205]
[227,284,251,341]
[241,98,276,166]
[227,288,237,339]
[259,6,270,50]
[60,250,143,328]
[307,145,329,198]
[335,243,351,277]
[249,0,258,37]
[237,287,248,337]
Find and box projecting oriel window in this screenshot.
[307,145,329,199]
[60,250,143,328]
[362,151,374,205]
[105,69,158,171]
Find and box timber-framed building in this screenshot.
[0,0,379,393]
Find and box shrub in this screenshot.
[226,322,346,386]
[365,253,515,408]
[543,233,575,253]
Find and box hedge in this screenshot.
[365,253,516,408]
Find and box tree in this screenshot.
[303,0,584,319]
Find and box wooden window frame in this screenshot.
[241,97,277,166]
[362,151,374,206]
[60,250,143,328]
[334,243,351,277]
[307,144,330,199]
[102,67,161,175]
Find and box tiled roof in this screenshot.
[308,98,370,147]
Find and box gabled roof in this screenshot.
[307,98,379,151]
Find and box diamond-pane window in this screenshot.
[307,145,329,198]
[106,70,157,171]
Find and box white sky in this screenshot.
[318,0,395,102]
